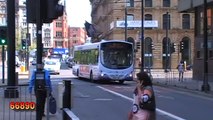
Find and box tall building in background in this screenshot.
[52,11,68,49]
[90,0,194,70]
[68,27,86,56]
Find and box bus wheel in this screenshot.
[90,72,95,83]
[118,81,124,84]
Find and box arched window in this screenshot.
[182,14,190,29]
[180,37,191,65]
[145,0,152,7]
[162,37,171,69]
[163,13,170,29]
[144,37,153,69]
[145,14,152,20]
[145,14,152,30]
[163,0,170,7]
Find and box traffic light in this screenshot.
[26,0,36,23]
[26,0,64,23]
[149,42,155,51]
[170,42,176,54]
[46,0,64,22]
[21,39,26,50]
[136,41,140,49]
[180,41,184,53]
[0,26,7,45]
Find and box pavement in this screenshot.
[134,69,213,97]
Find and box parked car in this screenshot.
[65,56,73,64]
[68,60,75,68]
[44,59,61,75]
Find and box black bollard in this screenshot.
[62,80,72,119]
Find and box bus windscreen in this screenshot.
[100,42,133,69]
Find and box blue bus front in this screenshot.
[98,41,134,83]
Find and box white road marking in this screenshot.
[158,95,175,100]
[97,86,186,120]
[94,98,112,101]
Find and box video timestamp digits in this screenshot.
[9,101,36,110]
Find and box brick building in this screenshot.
[68,27,87,56]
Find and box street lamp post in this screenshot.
[201,0,210,92]
[165,12,169,72]
[140,0,144,72]
[25,20,29,71]
[125,5,127,41]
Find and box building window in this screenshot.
[145,0,152,7]
[56,22,62,27]
[56,31,62,37]
[162,37,171,69]
[127,14,134,20]
[144,37,153,69]
[44,29,51,38]
[145,14,152,30]
[55,41,63,47]
[163,0,170,7]
[182,14,190,29]
[0,6,6,14]
[196,51,201,59]
[207,8,212,34]
[145,14,152,20]
[209,50,213,58]
[126,0,134,7]
[163,13,170,29]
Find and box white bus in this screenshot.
[72,40,134,84]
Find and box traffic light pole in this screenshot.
[35,1,44,119]
[165,12,169,72]
[36,0,43,71]
[4,0,19,98]
[140,0,144,72]
[201,0,210,92]
[25,24,29,71]
[2,45,5,84]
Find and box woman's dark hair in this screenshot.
[136,71,152,86]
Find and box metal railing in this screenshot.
[0,85,36,120]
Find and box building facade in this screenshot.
[178,0,213,80]
[89,0,194,70]
[68,27,87,56]
[52,12,69,49]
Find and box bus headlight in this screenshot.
[101,73,104,76]
[129,73,132,77]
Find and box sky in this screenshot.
[66,0,92,27]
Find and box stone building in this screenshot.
[178,0,213,82]
[89,0,194,70]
